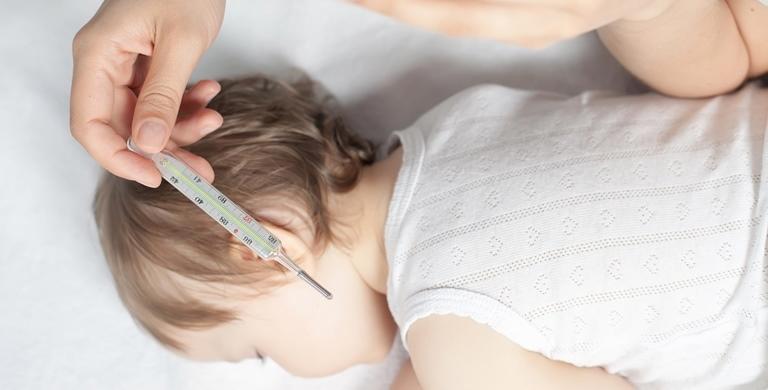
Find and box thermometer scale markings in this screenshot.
[162,158,275,256]
[126,137,331,299]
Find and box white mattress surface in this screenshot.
[0,1,639,389]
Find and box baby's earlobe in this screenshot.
[227,235,259,262]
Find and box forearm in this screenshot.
[597,0,750,98]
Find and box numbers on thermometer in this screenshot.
[217,195,227,204]
[219,216,229,226]
[242,236,253,245]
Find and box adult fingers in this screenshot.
[70,51,161,187]
[118,79,222,147]
[171,80,223,146]
[179,79,221,115]
[171,108,223,147]
[131,28,207,154]
[111,85,138,139]
[81,121,161,187]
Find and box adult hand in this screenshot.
[70,0,226,187]
[349,0,677,48]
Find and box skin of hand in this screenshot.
[347,0,677,48]
[70,0,226,187]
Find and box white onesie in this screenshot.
[382,82,768,389]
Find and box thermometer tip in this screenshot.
[297,271,333,300]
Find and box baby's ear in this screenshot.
[227,234,259,262]
[225,221,316,269]
[262,222,316,269]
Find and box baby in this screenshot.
[93,75,398,377]
[94,72,768,389]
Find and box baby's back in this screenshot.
[383,82,768,389]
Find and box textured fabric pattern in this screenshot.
[383,83,768,389]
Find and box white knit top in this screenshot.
[382,83,768,389]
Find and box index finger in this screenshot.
[70,53,160,187]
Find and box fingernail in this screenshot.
[202,116,224,135]
[202,123,221,135]
[138,120,167,152]
[205,86,221,102]
[208,83,221,96]
[137,176,160,188]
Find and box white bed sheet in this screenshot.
[0,0,641,389]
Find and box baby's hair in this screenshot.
[93,73,376,351]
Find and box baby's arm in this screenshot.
[390,358,423,390]
[597,0,764,98]
[726,0,768,77]
[407,314,634,390]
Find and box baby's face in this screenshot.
[167,227,397,377]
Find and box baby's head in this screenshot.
[93,74,397,376]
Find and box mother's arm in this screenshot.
[407,314,634,390]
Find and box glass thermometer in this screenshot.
[127,138,332,300]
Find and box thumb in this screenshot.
[132,31,206,154]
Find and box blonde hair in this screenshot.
[93,74,376,351]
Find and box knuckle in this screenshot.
[72,26,89,56]
[139,84,181,114]
[69,120,83,138]
[69,114,91,139]
[69,118,97,140]
[72,22,99,57]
